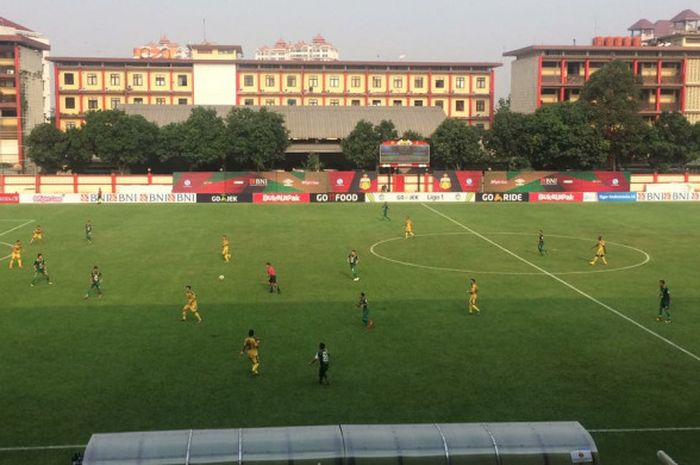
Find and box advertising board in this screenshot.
[196,193,252,203]
[365,192,475,203]
[530,192,583,203]
[597,192,637,202]
[483,171,630,193]
[476,192,529,202]
[252,193,310,203]
[310,193,365,203]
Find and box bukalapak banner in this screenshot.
[483,171,630,193]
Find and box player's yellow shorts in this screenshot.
[11,253,20,260]
[222,247,230,254]
[469,296,478,305]
[32,234,42,240]
[248,353,258,363]
[183,303,198,312]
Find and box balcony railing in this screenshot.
[659,102,681,112]
[660,75,682,85]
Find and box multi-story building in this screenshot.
[236,60,498,127]
[133,36,189,60]
[255,35,339,61]
[505,9,700,123]
[0,17,50,169]
[51,57,499,130]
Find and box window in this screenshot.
[177,75,188,86]
[372,99,382,106]
[476,100,485,112]
[414,77,424,88]
[309,76,319,89]
[393,100,402,106]
[265,75,275,87]
[414,100,424,107]
[330,99,340,106]
[155,75,166,87]
[65,97,75,109]
[475,123,485,129]
[109,73,120,86]
[110,98,120,109]
[329,76,340,88]
[63,73,74,85]
[244,99,255,105]
[264,99,275,106]
[455,77,465,89]
[308,98,318,106]
[244,75,254,87]
[86,74,97,86]
[287,75,297,87]
[178,98,188,105]
[435,79,445,89]
[476,77,486,89]
[287,98,297,106]
[133,97,144,104]
[434,100,444,108]
[156,97,166,104]
[393,77,403,88]
[132,74,143,86]
[372,77,382,88]
[351,76,361,88]
[88,99,98,110]
[66,122,76,129]
[455,100,465,112]
[351,99,361,106]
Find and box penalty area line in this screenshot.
[421,203,700,364]
[0,219,35,238]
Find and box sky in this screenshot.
[4,0,697,99]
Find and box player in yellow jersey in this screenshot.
[589,235,608,265]
[240,329,260,375]
[222,235,231,262]
[468,278,481,314]
[180,285,202,323]
[8,240,23,269]
[29,225,43,244]
[404,216,415,239]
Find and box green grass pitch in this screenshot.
[1,202,699,464]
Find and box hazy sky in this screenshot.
[4,0,697,98]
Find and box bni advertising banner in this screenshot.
[483,171,630,193]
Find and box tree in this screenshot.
[83,110,159,173]
[375,120,398,142]
[26,123,66,173]
[60,127,93,172]
[342,119,380,169]
[430,118,484,169]
[526,103,608,170]
[483,100,532,169]
[223,107,290,170]
[159,107,226,170]
[645,112,698,169]
[579,61,647,169]
[401,129,426,141]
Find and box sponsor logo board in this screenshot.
[311,193,365,203]
[253,193,310,203]
[0,193,20,204]
[637,191,700,202]
[530,192,583,203]
[80,193,197,203]
[597,192,637,202]
[365,192,475,203]
[476,192,529,202]
[196,193,252,203]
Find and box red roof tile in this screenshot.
[0,16,32,32]
[654,20,674,37]
[670,9,700,22]
[628,19,655,31]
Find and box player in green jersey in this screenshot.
[30,253,53,286]
[84,265,103,299]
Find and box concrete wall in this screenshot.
[18,45,45,131]
[509,55,539,114]
[193,63,236,105]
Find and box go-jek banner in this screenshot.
[483,171,630,193]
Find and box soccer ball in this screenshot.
[218,275,225,281]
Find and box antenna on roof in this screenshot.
[203,18,207,42]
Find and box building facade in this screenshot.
[51,58,499,130]
[255,34,338,61]
[0,17,50,169]
[506,9,700,123]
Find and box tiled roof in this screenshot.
[670,9,700,22]
[628,19,655,31]
[120,104,447,140]
[0,16,32,32]
[654,20,674,37]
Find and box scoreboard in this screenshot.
[379,140,430,167]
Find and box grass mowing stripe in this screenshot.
[421,203,700,364]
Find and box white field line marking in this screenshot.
[589,427,700,433]
[0,220,34,260]
[0,444,86,452]
[421,203,700,363]
[370,232,650,276]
